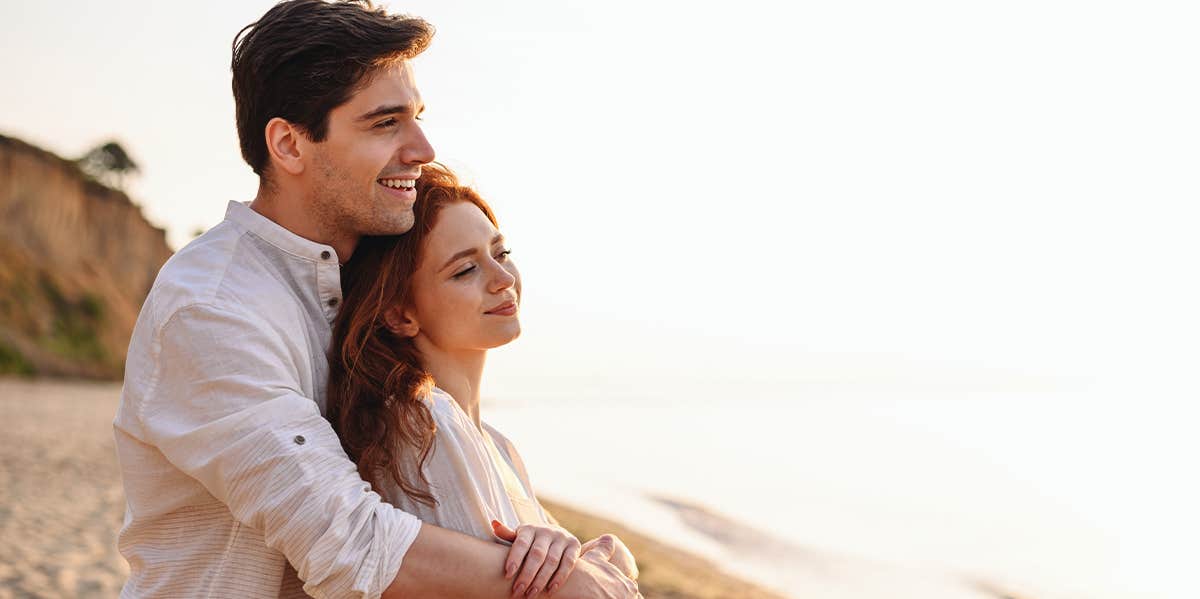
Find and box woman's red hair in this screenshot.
[326,163,498,505]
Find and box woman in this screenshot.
[327,164,636,598]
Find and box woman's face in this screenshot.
[405,200,521,352]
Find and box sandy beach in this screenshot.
[0,379,129,598]
[0,378,785,599]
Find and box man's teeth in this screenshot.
[379,179,416,189]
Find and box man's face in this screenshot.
[303,60,434,251]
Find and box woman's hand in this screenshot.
[580,534,638,581]
[492,520,583,598]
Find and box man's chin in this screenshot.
[363,211,415,236]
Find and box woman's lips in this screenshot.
[485,301,517,316]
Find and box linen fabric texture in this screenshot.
[378,387,554,541]
[113,201,422,599]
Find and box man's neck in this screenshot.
[416,341,487,429]
[249,185,357,262]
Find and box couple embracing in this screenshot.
[113,1,640,597]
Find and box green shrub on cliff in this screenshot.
[0,340,35,376]
[40,277,108,364]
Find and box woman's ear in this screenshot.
[383,305,420,337]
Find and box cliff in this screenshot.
[0,134,172,379]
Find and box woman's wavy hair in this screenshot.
[326,163,498,505]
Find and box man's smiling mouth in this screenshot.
[378,178,416,190]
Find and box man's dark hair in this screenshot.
[232,0,433,176]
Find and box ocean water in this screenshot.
[481,381,1199,599]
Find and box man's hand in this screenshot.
[552,550,641,599]
[382,521,639,599]
[580,534,638,582]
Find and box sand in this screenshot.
[0,378,785,599]
[0,379,129,598]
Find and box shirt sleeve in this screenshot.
[137,303,420,599]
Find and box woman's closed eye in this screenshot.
[451,249,511,279]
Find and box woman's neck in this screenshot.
[417,342,487,429]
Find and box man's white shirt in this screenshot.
[114,201,421,598]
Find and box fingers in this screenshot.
[536,536,580,597]
[626,565,641,599]
[580,534,616,561]
[524,537,567,598]
[512,533,553,598]
[505,526,536,580]
[493,519,518,542]
[594,554,639,599]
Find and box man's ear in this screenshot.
[383,305,420,338]
[264,117,305,176]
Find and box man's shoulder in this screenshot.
[142,220,293,329]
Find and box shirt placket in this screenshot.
[316,249,342,324]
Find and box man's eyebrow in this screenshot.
[439,234,506,272]
[356,103,425,122]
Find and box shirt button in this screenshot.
[320,250,331,260]
[293,435,306,445]
[327,298,339,307]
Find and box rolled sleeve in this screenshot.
[141,303,420,598]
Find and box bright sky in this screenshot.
[3,0,1198,391]
[5,3,1200,596]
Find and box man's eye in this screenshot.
[496,249,512,261]
[452,265,476,279]
[373,118,396,129]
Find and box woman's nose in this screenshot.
[489,263,516,293]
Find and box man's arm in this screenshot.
[140,304,638,598]
[385,525,641,599]
[142,304,421,597]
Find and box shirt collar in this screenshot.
[224,201,339,263]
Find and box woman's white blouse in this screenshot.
[378,388,553,541]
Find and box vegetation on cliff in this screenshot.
[0,134,172,379]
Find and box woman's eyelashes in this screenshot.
[449,248,512,280]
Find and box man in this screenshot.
[113,2,640,598]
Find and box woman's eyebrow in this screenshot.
[440,248,478,272]
[439,234,505,272]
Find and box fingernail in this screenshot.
[528,587,540,598]
[514,583,526,595]
[505,563,515,578]
[549,583,560,594]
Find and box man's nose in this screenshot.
[401,123,435,165]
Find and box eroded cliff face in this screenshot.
[0,134,172,378]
